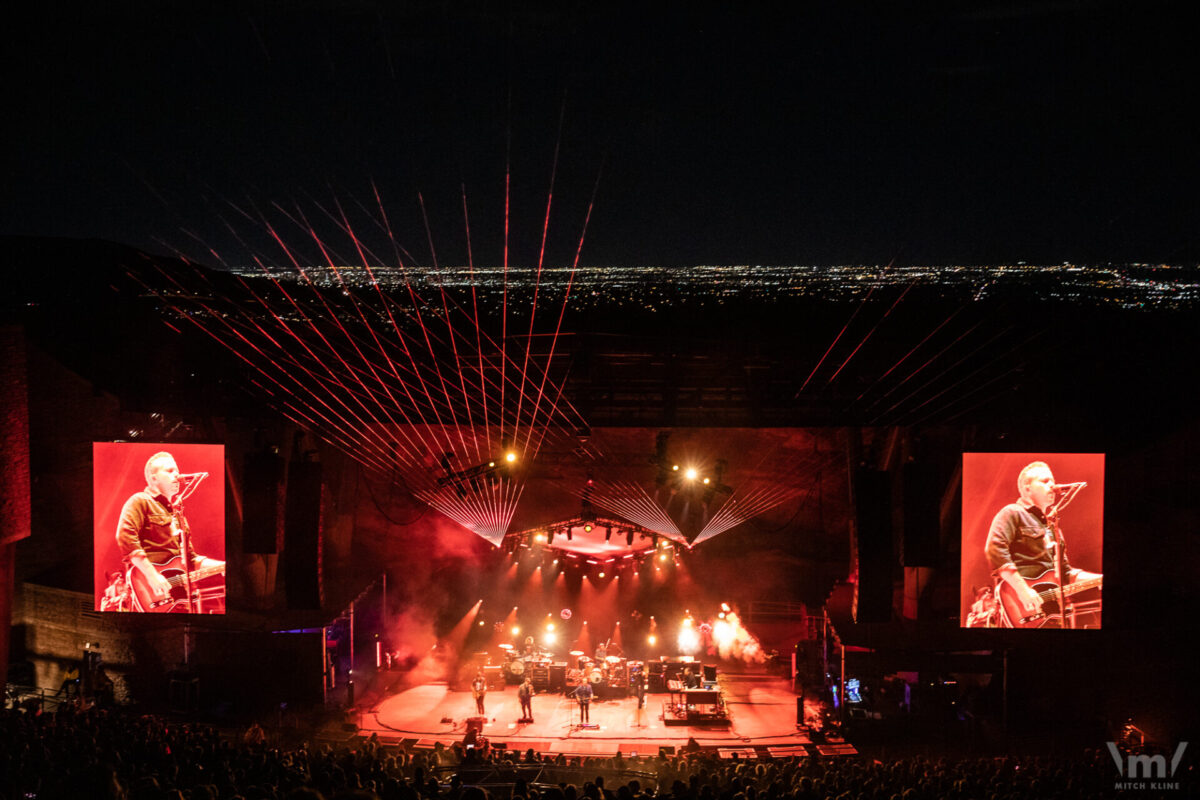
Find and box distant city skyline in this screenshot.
[229,261,1199,311]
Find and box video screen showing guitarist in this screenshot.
[962,454,1103,629]
[94,443,226,614]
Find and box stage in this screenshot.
[357,672,854,758]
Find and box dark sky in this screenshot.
[5,1,1198,267]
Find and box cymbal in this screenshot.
[498,643,514,650]
[569,650,584,656]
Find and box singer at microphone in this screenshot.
[114,451,225,611]
[984,460,1102,619]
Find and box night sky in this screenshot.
[5,2,1198,268]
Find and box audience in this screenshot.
[0,702,1137,800]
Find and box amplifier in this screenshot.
[531,662,551,690]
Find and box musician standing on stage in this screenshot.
[574,679,593,723]
[985,461,1101,614]
[517,677,535,722]
[115,452,224,606]
[471,670,488,715]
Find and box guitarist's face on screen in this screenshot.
[1019,464,1056,512]
[146,455,181,501]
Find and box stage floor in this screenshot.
[359,673,850,758]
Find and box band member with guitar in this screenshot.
[116,451,225,613]
[517,676,535,722]
[574,678,593,724]
[471,670,488,715]
[985,461,1102,627]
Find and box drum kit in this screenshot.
[561,650,637,696]
[498,640,641,695]
[501,643,552,685]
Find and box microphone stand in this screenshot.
[175,502,196,613]
[174,473,208,614]
[1046,484,1085,629]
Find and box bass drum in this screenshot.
[588,668,604,684]
[503,657,526,684]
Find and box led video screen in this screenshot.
[93,442,226,614]
[961,453,1103,630]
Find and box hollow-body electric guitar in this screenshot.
[128,556,225,613]
[997,569,1102,628]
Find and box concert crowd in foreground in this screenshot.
[1,702,1146,800]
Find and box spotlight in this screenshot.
[703,477,711,485]
[598,572,605,578]
[546,622,555,631]
[584,522,593,533]
[505,451,517,463]
[685,467,698,481]
[672,464,680,472]
[648,634,657,645]
[543,631,557,645]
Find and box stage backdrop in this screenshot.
[93,442,226,613]
[960,452,1104,628]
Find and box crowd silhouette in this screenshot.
[0,703,1151,800]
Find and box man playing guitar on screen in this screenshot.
[115,451,225,613]
[985,461,1102,628]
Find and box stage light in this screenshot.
[703,477,711,485]
[535,533,546,543]
[659,553,668,562]
[678,626,700,653]
[648,634,657,645]
[478,620,485,626]
[512,626,521,636]
[685,467,698,481]
[598,572,605,578]
[584,523,593,532]
[505,451,517,463]
[546,622,555,631]
[721,602,731,612]
[672,464,680,472]
[543,631,557,645]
